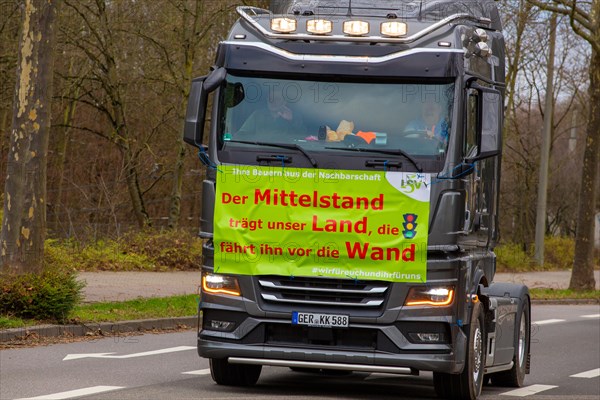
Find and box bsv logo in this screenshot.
[385,172,431,202]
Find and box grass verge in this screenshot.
[0,294,198,330]
[0,316,31,329]
[71,294,198,322]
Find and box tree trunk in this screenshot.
[167,136,186,230]
[1,0,58,274]
[534,13,557,265]
[52,85,78,232]
[122,144,151,230]
[569,47,600,291]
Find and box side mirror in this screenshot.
[479,91,501,158]
[183,67,227,148]
[466,82,502,162]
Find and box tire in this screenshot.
[490,297,530,387]
[434,301,486,400]
[209,358,262,386]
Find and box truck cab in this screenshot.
[184,2,531,399]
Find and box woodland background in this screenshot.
[0,0,598,260]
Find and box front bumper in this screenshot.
[198,316,467,374]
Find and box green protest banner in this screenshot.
[214,165,430,282]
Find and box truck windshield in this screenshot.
[219,75,454,157]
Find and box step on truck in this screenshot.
[183,1,531,399]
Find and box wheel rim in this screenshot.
[518,313,526,367]
[472,325,483,383]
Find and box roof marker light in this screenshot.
[307,19,333,35]
[271,17,297,33]
[474,28,489,43]
[381,21,407,37]
[438,41,452,47]
[343,20,369,36]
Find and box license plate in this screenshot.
[292,312,349,328]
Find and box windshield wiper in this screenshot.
[324,146,422,172]
[226,140,318,168]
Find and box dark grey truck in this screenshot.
[183,2,531,399]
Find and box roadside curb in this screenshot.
[0,316,197,343]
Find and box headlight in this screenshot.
[202,272,241,296]
[405,287,454,307]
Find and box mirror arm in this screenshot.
[465,149,500,164]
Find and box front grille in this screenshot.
[257,276,389,308]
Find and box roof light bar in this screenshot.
[237,6,490,44]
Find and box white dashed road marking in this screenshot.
[581,314,600,319]
[533,319,565,325]
[182,368,211,375]
[63,346,196,360]
[570,368,600,379]
[499,384,558,397]
[15,386,124,400]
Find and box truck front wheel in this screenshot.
[434,301,486,400]
[209,358,262,386]
[490,297,530,387]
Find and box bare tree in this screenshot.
[61,0,151,229]
[527,0,599,290]
[132,1,226,230]
[1,0,59,273]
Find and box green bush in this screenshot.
[543,236,575,270]
[496,242,536,272]
[0,265,84,322]
[121,230,203,270]
[496,236,599,272]
[44,229,203,272]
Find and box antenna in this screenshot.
[347,0,353,17]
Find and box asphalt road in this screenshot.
[1,304,598,400]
